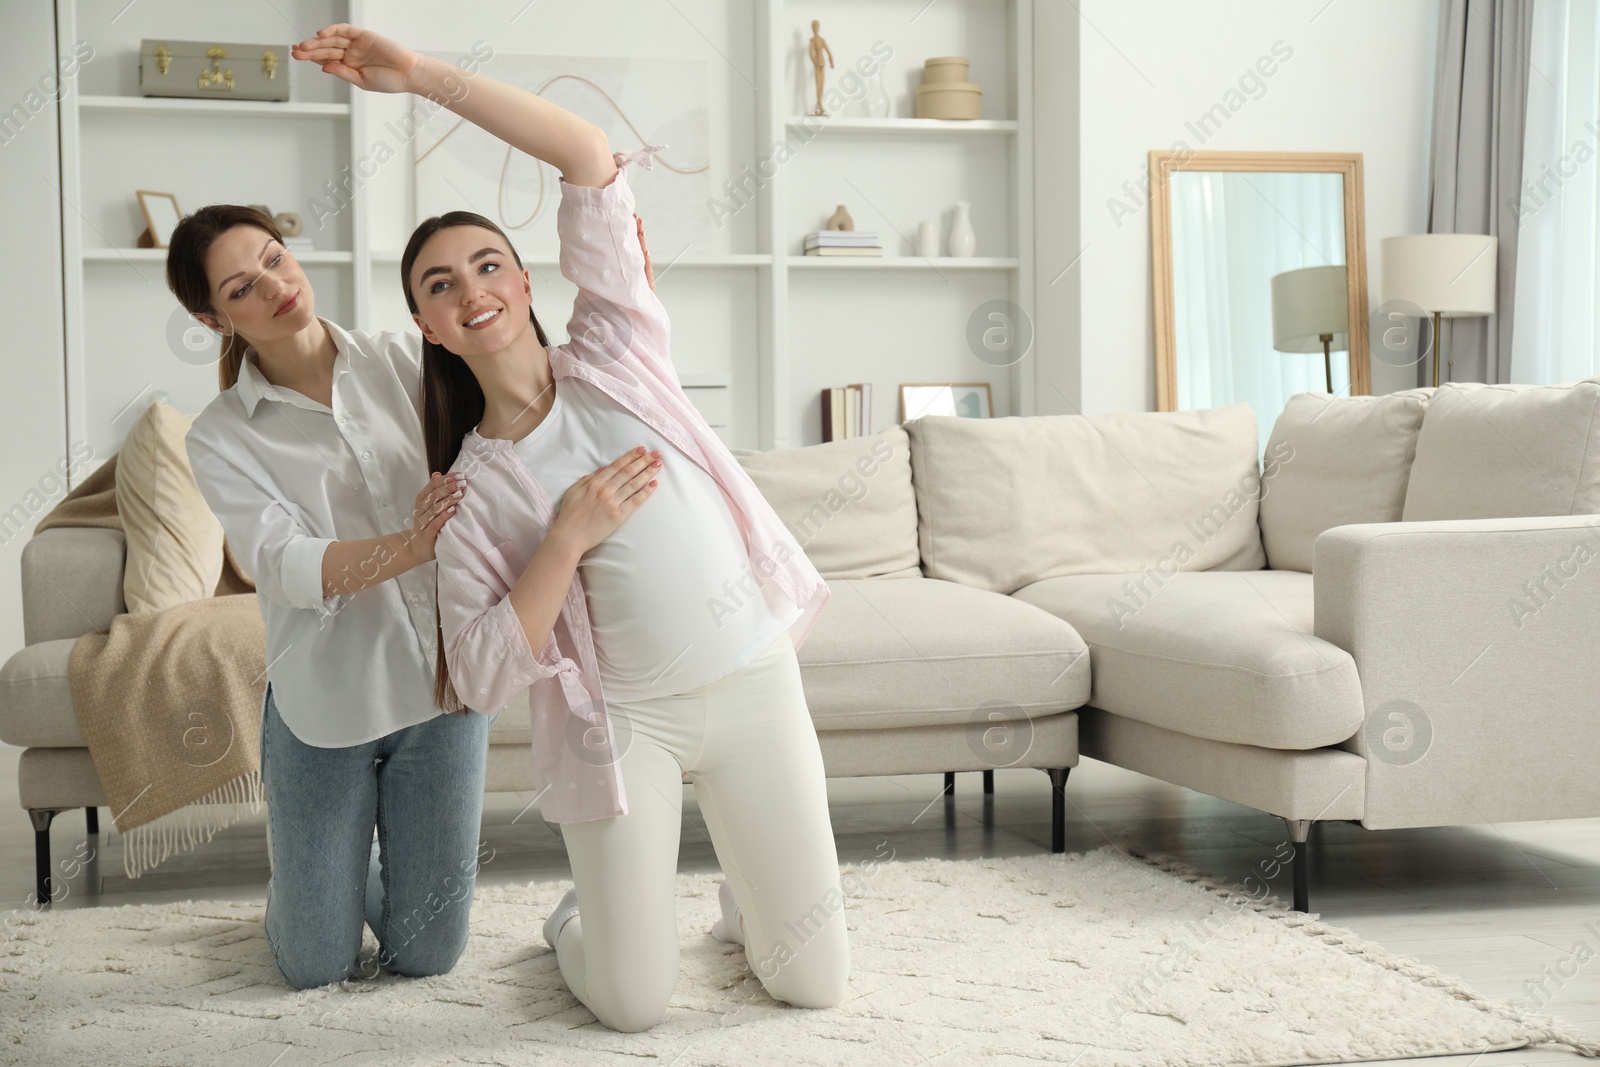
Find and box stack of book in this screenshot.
[282,236,316,253]
[803,230,882,257]
[821,383,872,441]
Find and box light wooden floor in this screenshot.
[3,742,1597,1065]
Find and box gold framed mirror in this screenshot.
[1150,151,1371,431]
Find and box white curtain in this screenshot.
[1170,171,1349,455]
[1510,0,1600,384]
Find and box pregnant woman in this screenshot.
[294,23,851,1032]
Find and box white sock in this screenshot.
[710,879,745,945]
[542,886,580,951]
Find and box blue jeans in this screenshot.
[261,682,492,990]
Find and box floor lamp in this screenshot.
[1379,234,1498,387]
[1270,265,1349,393]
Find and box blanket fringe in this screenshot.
[121,770,265,880]
[1123,847,1600,1059]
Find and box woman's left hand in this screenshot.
[634,213,656,293]
[291,24,419,94]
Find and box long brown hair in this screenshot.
[401,211,552,713]
[164,205,283,390]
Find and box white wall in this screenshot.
[0,1,72,663]
[1048,0,1436,414]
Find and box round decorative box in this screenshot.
[923,56,970,83]
[916,81,982,119]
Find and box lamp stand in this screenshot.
[1319,333,1333,393]
[1430,310,1443,388]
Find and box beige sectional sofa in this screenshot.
[5,378,1598,915]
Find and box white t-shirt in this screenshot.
[511,374,801,702]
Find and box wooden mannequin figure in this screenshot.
[808,19,834,116]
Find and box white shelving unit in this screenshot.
[749,0,1035,447]
[56,0,1032,462]
[56,0,360,469]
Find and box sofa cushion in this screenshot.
[114,402,226,613]
[1260,390,1431,572]
[903,405,1266,595]
[0,639,83,748]
[797,577,1090,733]
[1403,379,1600,521]
[731,426,920,579]
[1012,570,1363,750]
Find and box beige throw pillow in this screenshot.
[731,426,920,579]
[903,404,1266,595]
[115,402,226,613]
[1402,379,1600,521]
[1259,390,1431,573]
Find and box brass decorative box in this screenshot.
[139,40,290,102]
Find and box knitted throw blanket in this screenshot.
[36,456,267,878]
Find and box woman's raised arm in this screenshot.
[291,24,618,188]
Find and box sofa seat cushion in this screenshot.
[1012,570,1362,750]
[0,639,83,748]
[798,577,1090,731]
[0,637,539,751]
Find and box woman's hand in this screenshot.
[634,213,656,292]
[290,24,419,94]
[407,471,467,563]
[550,447,662,555]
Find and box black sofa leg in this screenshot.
[1283,817,1312,913]
[29,809,63,908]
[982,769,994,795]
[943,771,955,796]
[85,807,99,836]
[1047,768,1071,853]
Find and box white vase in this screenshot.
[948,201,976,257]
[866,68,892,119]
[915,219,940,258]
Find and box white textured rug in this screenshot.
[3,846,1597,1067]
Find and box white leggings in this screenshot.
[554,633,850,1032]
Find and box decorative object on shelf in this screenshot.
[134,190,182,249]
[805,229,881,257]
[915,57,982,120]
[274,211,303,238]
[899,382,993,422]
[1380,234,1497,387]
[948,201,976,257]
[139,40,290,102]
[807,20,836,117]
[916,219,940,258]
[866,65,892,119]
[825,204,854,230]
[1271,265,1349,393]
[821,383,871,441]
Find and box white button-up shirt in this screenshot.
[185,317,445,747]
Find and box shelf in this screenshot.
[77,95,350,119]
[788,255,1019,270]
[784,117,1017,134]
[370,251,774,268]
[83,248,353,264]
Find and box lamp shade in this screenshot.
[1270,266,1350,353]
[1380,234,1497,316]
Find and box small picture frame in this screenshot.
[135,190,183,249]
[899,382,993,422]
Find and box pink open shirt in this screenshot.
[432,147,830,824]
